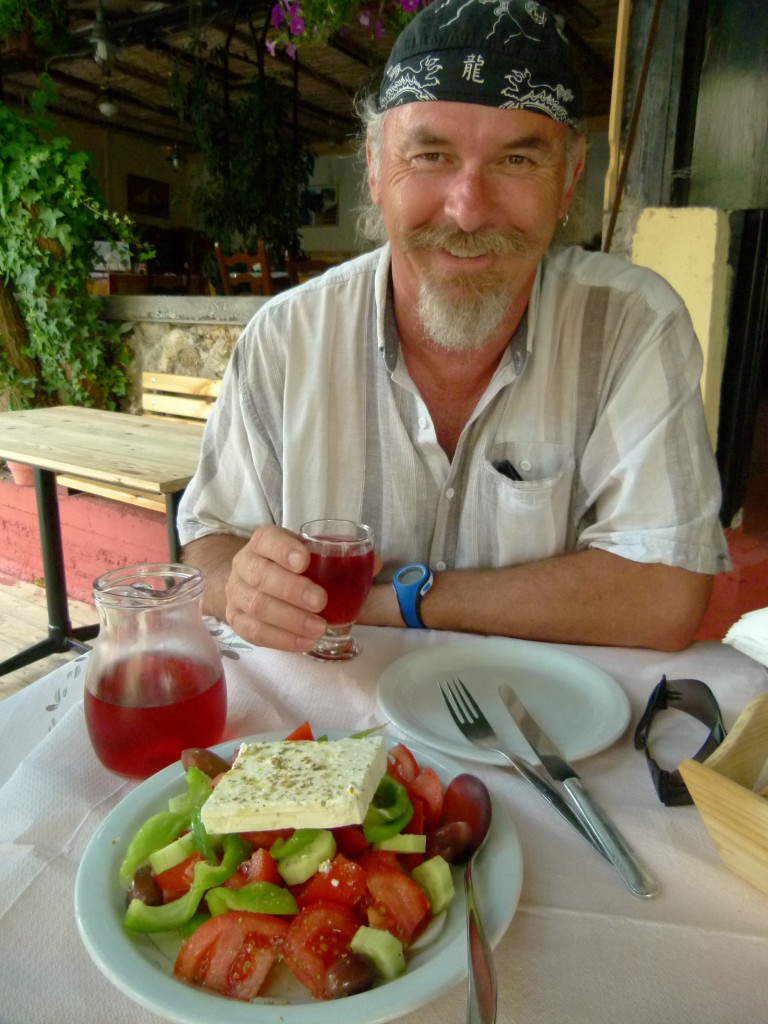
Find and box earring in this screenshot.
[561,211,569,227]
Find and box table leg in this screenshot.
[0,467,98,677]
[165,489,184,563]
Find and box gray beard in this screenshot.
[417,272,515,352]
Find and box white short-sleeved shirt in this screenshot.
[178,244,730,578]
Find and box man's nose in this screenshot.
[443,166,494,232]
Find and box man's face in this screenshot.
[368,102,581,348]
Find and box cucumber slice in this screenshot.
[411,855,455,915]
[373,833,427,854]
[350,926,406,980]
[148,832,196,875]
[276,830,337,886]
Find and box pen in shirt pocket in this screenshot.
[494,459,523,481]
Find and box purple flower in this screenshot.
[286,43,296,60]
[266,38,276,56]
[289,14,305,34]
[271,3,284,28]
[374,17,384,37]
[401,0,420,10]
[359,10,370,26]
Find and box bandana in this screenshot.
[379,0,583,129]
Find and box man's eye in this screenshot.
[504,154,527,166]
[413,152,443,163]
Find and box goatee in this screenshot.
[402,226,536,352]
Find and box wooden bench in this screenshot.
[56,372,220,558]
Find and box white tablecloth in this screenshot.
[1,624,767,1024]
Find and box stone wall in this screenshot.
[102,295,268,412]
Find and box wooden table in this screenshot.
[0,407,204,676]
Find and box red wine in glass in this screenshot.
[300,519,375,661]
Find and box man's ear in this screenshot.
[560,134,586,218]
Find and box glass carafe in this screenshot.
[84,563,226,779]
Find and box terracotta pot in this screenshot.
[5,460,35,486]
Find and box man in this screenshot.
[178,0,729,653]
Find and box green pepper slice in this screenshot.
[363,775,413,842]
[123,833,251,933]
[206,882,298,917]
[269,828,323,862]
[119,811,189,887]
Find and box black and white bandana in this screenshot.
[379,0,583,129]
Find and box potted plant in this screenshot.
[0,75,147,414]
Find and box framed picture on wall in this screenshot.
[300,185,339,226]
[126,174,170,219]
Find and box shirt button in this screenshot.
[445,487,455,499]
[418,416,428,429]
[436,560,447,571]
[520,459,532,472]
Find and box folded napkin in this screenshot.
[723,607,768,669]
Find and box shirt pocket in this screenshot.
[483,441,576,564]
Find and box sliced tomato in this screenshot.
[291,853,368,911]
[224,848,281,890]
[409,767,444,833]
[332,825,370,858]
[284,721,314,741]
[154,852,205,903]
[174,911,289,1001]
[282,903,361,999]
[356,848,403,874]
[386,743,419,786]
[239,828,294,849]
[365,865,430,945]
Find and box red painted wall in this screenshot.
[0,479,170,605]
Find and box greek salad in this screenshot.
[119,722,480,1004]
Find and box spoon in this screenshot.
[443,773,496,1024]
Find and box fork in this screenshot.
[440,678,609,858]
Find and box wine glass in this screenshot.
[300,519,375,661]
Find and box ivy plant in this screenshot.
[0,76,146,409]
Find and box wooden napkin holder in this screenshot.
[679,692,768,896]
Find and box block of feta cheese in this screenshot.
[200,735,387,833]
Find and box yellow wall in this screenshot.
[632,207,731,448]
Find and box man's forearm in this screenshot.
[181,533,248,619]
[360,548,713,651]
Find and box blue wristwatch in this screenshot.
[392,563,434,629]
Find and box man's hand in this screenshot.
[182,527,328,652]
[226,526,330,651]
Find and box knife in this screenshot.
[499,684,659,899]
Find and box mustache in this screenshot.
[400,225,533,257]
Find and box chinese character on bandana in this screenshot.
[462,54,485,84]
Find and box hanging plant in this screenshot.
[266,0,427,54]
[0,0,69,56]
[169,23,315,273]
[0,75,148,410]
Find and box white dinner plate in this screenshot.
[377,638,631,766]
[75,730,522,1024]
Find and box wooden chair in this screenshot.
[285,252,338,288]
[214,240,274,296]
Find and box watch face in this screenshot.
[397,565,425,586]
